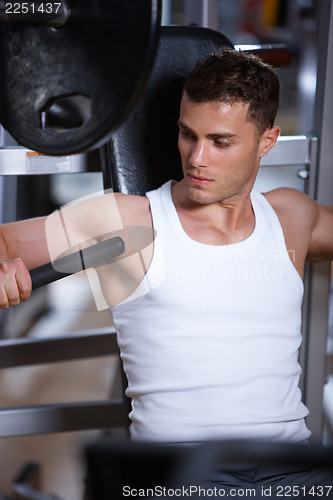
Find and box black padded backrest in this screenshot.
[101,25,233,195]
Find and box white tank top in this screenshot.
[111,181,310,443]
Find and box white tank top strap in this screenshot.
[250,189,303,291]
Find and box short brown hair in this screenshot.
[183,47,280,136]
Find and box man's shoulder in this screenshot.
[263,187,316,214]
[262,187,317,232]
[113,192,152,227]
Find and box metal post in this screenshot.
[161,0,172,25]
[184,0,219,30]
[302,0,333,442]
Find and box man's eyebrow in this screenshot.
[177,121,238,140]
[177,120,193,133]
[207,132,238,140]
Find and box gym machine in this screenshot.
[0,0,332,497]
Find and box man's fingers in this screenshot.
[0,258,32,308]
[15,258,32,302]
[0,282,10,309]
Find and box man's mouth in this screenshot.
[188,172,213,185]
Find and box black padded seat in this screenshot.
[101,25,233,195]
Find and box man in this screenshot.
[0,48,332,496]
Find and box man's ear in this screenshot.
[258,126,280,158]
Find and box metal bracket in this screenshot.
[261,134,317,169]
[0,147,87,176]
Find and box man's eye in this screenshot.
[179,130,194,140]
[215,141,230,148]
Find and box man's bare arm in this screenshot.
[0,216,49,308]
[0,216,50,268]
[0,191,152,309]
[307,201,333,263]
[264,188,332,279]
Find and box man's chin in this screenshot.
[185,184,217,205]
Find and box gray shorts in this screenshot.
[198,463,333,499]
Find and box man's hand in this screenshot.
[0,258,32,309]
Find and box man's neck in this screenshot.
[171,180,255,246]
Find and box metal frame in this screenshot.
[301,0,333,441]
[184,0,219,30]
[0,329,127,437]
[0,147,87,176]
[0,400,124,437]
[0,329,118,368]
[261,134,314,169]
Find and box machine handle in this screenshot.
[30,236,125,290]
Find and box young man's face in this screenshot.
[177,93,266,206]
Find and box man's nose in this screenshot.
[190,142,209,167]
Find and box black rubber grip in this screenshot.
[30,236,125,290]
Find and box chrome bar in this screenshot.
[0,400,125,437]
[0,329,119,368]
